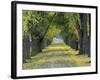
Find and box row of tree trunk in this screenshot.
[64,14,90,56]
[23,35,51,63]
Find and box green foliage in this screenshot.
[23,11,49,39]
[60,13,79,40]
[22,10,90,42]
[45,25,61,39]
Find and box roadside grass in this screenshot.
[23,42,90,69]
[23,54,90,69]
[42,42,79,55]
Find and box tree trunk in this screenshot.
[23,35,31,63]
[31,38,42,56]
[79,28,84,54]
[79,14,90,56]
[70,40,78,50]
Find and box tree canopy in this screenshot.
[22,10,91,63]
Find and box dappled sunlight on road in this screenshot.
[23,40,90,69]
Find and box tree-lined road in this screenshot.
[23,42,90,69]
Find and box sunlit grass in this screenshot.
[36,55,90,65]
[23,54,90,69]
[23,42,90,69]
[43,42,79,55]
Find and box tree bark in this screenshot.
[79,14,90,56]
[31,38,42,56]
[23,35,31,63]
